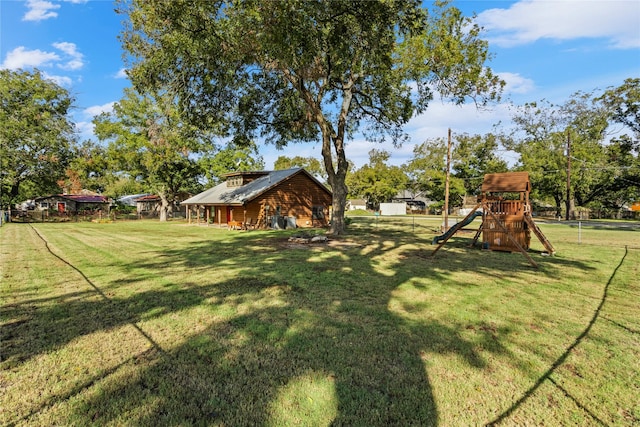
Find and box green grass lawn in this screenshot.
[1,218,639,426]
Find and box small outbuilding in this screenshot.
[133,194,190,219]
[181,168,333,229]
[347,199,367,211]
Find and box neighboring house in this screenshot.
[347,199,367,211]
[135,194,188,218]
[34,194,109,214]
[182,168,333,229]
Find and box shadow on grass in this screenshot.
[3,223,598,425]
[487,246,630,426]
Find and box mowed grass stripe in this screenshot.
[29,223,187,298]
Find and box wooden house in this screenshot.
[181,168,333,229]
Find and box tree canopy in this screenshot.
[200,141,265,185]
[598,77,640,136]
[0,69,76,209]
[93,87,214,221]
[119,0,503,234]
[452,133,508,195]
[274,155,325,181]
[502,91,637,218]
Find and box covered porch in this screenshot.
[185,204,249,228]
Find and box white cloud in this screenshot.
[477,0,640,49]
[83,102,115,118]
[73,103,115,141]
[23,0,60,21]
[498,72,535,95]
[42,72,72,87]
[1,42,85,83]
[406,101,512,140]
[114,68,128,79]
[75,120,95,140]
[23,0,89,22]
[52,42,85,70]
[1,46,59,69]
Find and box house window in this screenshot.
[312,205,324,219]
[40,202,49,209]
[227,176,242,187]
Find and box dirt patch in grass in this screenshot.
[275,235,364,250]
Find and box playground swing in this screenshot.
[431,172,555,268]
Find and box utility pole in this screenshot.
[565,129,571,221]
[444,128,451,231]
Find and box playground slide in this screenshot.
[432,210,483,245]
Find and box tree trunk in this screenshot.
[568,198,576,220]
[554,194,562,218]
[329,177,348,235]
[296,74,352,235]
[320,124,349,236]
[7,182,21,211]
[158,193,170,222]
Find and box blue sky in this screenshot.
[2,0,639,169]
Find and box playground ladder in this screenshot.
[524,214,556,255]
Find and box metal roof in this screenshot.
[182,168,328,206]
[36,194,109,203]
[118,193,151,206]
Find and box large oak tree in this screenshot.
[119,0,503,234]
[0,69,76,209]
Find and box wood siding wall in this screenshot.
[249,172,332,228]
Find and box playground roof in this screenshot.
[482,172,530,193]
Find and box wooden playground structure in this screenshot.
[431,172,555,268]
